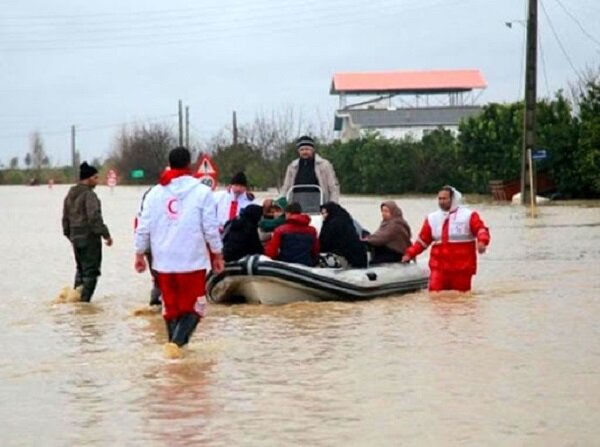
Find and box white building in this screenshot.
[331,69,487,141]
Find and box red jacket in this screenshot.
[265,214,320,266]
[405,207,490,275]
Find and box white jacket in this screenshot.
[134,176,223,273]
[213,189,256,227]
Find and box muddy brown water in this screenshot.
[1,185,599,446]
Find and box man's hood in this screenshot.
[450,187,463,211]
[163,175,202,199]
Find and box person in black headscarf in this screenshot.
[319,202,368,268]
[222,204,264,262]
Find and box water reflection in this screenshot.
[141,359,216,445]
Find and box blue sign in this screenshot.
[532,149,547,160]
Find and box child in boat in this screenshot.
[318,202,368,268]
[222,204,264,262]
[258,197,288,243]
[364,201,412,264]
[264,202,319,266]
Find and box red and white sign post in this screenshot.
[107,169,118,192]
[194,154,218,190]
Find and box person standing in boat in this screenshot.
[281,135,340,203]
[264,202,320,267]
[319,202,368,268]
[134,147,224,359]
[363,201,412,264]
[62,162,113,302]
[214,171,256,230]
[401,185,490,292]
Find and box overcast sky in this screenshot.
[1,0,599,165]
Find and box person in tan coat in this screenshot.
[281,136,340,203]
[364,201,412,264]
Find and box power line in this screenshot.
[0,0,366,32]
[552,0,600,48]
[538,28,551,98]
[0,0,402,43]
[540,0,582,82]
[0,0,321,21]
[0,0,431,34]
[0,114,178,140]
[0,0,460,51]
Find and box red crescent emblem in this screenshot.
[167,198,178,218]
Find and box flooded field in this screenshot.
[1,185,599,446]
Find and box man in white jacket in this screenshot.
[134,147,224,358]
[213,171,256,229]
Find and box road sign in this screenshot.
[196,155,217,175]
[532,149,547,160]
[195,154,218,190]
[130,169,145,179]
[197,175,216,190]
[107,169,117,187]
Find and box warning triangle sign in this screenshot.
[197,155,216,175]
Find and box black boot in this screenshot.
[149,286,162,306]
[74,271,83,289]
[80,276,98,303]
[171,313,200,347]
[165,319,178,342]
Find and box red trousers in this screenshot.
[155,270,207,321]
[429,270,472,292]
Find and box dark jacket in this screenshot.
[366,201,412,255]
[319,202,368,268]
[264,213,319,266]
[223,204,264,262]
[62,184,110,246]
[281,154,340,203]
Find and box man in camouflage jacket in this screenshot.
[62,162,113,302]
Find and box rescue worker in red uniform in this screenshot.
[402,186,490,292]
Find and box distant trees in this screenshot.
[209,108,319,189]
[317,74,600,198]
[30,131,49,170]
[574,78,600,195]
[9,157,18,169]
[107,123,176,184]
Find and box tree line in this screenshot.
[2,77,598,198]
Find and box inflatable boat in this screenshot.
[207,255,429,305]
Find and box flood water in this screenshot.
[1,184,599,446]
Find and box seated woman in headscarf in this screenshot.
[364,201,412,264]
[223,204,264,262]
[318,202,368,268]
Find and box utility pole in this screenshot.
[185,105,190,149]
[178,99,184,146]
[232,110,238,146]
[520,0,538,210]
[71,125,76,182]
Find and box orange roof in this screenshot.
[330,69,486,94]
